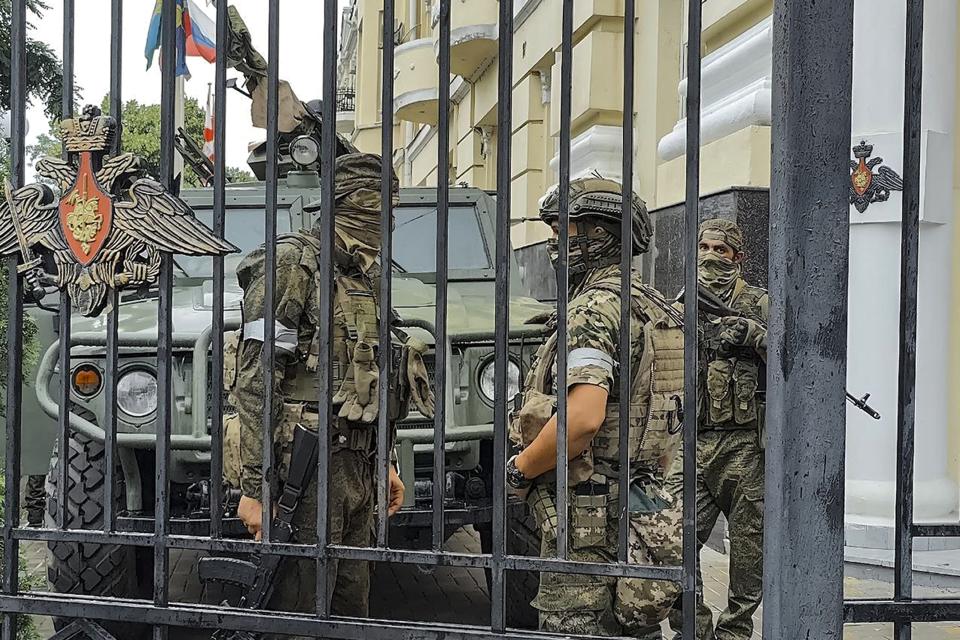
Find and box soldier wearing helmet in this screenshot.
[506,177,684,638]
[667,218,768,640]
[225,153,433,635]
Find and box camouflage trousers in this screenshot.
[528,482,682,639]
[265,448,374,640]
[665,429,764,640]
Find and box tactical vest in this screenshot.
[224,232,408,429]
[518,273,684,481]
[701,279,768,431]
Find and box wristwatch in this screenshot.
[506,455,531,490]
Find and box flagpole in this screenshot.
[174,75,186,179]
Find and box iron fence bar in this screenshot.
[261,0,281,545]
[432,0,452,552]
[764,0,854,637]
[103,0,122,536]
[317,0,339,617]
[56,0,76,533]
[491,0,514,631]
[844,600,960,624]
[154,1,178,635]
[617,0,636,567]
[555,0,574,562]
[912,524,960,537]
[209,0,230,541]
[1,1,26,636]
[681,0,702,636]
[376,0,396,549]
[894,1,924,638]
[0,594,563,640]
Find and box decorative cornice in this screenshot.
[658,17,773,161]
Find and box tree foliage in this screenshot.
[0,473,43,640]
[0,0,65,119]
[28,96,258,187]
[101,95,207,188]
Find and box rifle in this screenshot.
[199,423,320,640]
[677,284,881,420]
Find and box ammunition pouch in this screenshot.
[571,483,609,549]
[704,356,762,430]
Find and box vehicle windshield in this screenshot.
[174,208,293,278]
[175,203,493,278]
[392,205,492,273]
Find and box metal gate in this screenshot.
[0,0,955,639]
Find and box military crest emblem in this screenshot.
[0,105,238,316]
[849,140,904,213]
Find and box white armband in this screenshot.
[243,319,299,354]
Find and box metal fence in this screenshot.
[0,0,955,639]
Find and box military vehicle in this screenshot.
[22,135,547,628]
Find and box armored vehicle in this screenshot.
[22,157,547,627]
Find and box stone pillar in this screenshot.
[844,0,959,549]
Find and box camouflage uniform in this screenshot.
[224,154,407,635]
[667,219,767,640]
[511,178,684,639]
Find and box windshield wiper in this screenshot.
[394,209,436,229]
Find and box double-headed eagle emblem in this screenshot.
[850,140,904,213]
[0,105,237,316]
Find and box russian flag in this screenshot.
[145,0,215,76]
[183,0,216,64]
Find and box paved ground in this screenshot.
[17,528,960,638]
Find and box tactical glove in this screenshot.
[353,341,379,423]
[335,366,367,423]
[404,338,435,419]
[718,317,765,350]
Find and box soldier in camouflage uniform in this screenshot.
[667,218,767,640]
[225,153,432,635]
[506,178,685,639]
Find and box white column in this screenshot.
[845,0,959,549]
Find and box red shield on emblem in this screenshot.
[59,152,113,265]
[851,158,873,197]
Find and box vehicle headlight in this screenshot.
[289,135,320,167]
[477,357,520,405]
[71,364,103,397]
[117,369,158,418]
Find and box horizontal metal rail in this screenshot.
[912,524,960,538]
[844,600,960,624]
[0,594,559,640]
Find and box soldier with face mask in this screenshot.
[507,177,684,639]
[667,218,767,640]
[222,153,433,636]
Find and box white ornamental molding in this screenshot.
[658,17,773,162]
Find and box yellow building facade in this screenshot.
[338,0,960,551]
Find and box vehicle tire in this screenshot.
[478,506,541,630]
[45,433,143,637]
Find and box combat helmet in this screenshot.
[539,176,652,275]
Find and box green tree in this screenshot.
[0,473,43,640]
[0,0,65,118]
[226,165,254,183]
[102,95,207,188]
[28,97,258,187]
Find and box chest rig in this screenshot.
[701,280,767,430]
[521,274,684,480]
